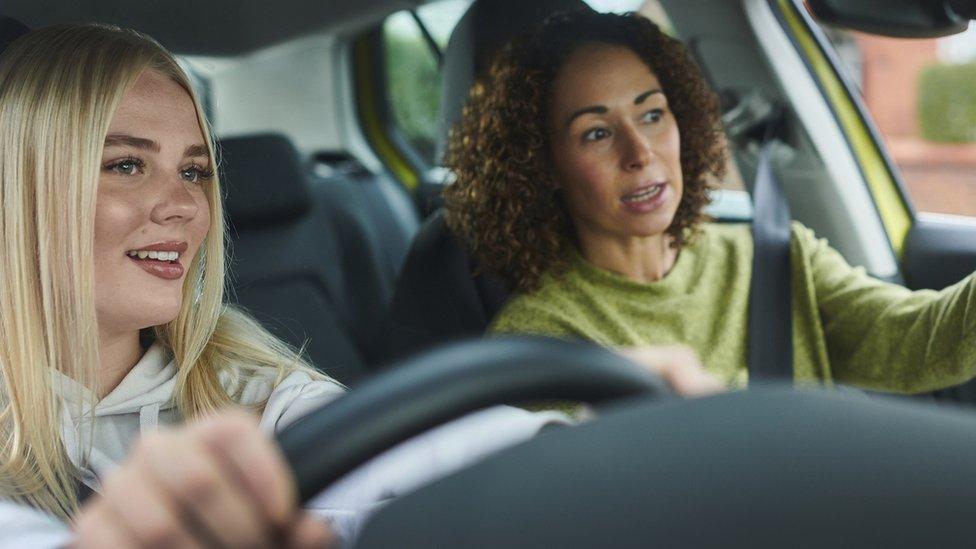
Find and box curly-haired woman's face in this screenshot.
[549,44,682,244]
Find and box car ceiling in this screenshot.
[1,0,425,55]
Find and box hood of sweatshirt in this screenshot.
[55,342,177,419]
[52,342,179,486]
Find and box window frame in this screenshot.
[770,0,916,255]
[351,9,452,191]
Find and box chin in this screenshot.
[133,297,185,329]
[632,217,676,238]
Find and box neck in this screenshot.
[97,327,143,398]
[576,228,677,283]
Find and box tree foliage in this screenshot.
[918,61,976,143]
[384,32,441,162]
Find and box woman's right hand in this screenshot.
[73,410,334,549]
[616,345,726,397]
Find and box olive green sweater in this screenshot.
[491,223,976,392]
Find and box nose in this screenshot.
[149,176,200,225]
[620,123,654,172]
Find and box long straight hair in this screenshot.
[0,23,330,519]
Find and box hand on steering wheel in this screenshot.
[616,345,726,397]
[74,411,335,549]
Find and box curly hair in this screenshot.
[444,9,727,293]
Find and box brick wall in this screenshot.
[855,33,976,216]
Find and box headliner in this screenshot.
[1,0,421,56]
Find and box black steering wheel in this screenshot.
[276,336,671,502]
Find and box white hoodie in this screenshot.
[0,343,567,547]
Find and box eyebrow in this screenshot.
[634,89,664,105]
[183,144,210,159]
[104,133,210,159]
[564,89,665,128]
[565,106,608,128]
[104,134,159,152]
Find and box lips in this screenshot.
[620,182,669,214]
[125,241,189,281]
[129,241,189,253]
[621,183,665,203]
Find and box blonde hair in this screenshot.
[0,23,330,519]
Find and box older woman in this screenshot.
[0,22,571,548]
[445,9,976,392]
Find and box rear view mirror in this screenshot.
[806,0,976,38]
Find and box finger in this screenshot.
[286,513,337,549]
[192,410,297,529]
[617,345,698,375]
[138,429,273,548]
[669,363,725,396]
[98,458,205,549]
[73,499,141,549]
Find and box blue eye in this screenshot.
[583,127,611,142]
[180,165,215,184]
[105,157,145,176]
[641,109,664,124]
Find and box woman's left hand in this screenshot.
[616,345,726,397]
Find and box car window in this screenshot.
[818,23,976,219]
[381,1,471,166]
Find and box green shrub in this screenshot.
[918,61,976,143]
[384,32,441,161]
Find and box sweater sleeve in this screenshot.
[798,224,976,392]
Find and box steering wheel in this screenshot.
[276,336,671,502]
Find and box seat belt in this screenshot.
[747,120,793,381]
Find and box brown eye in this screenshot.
[583,127,611,142]
[641,109,664,124]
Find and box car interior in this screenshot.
[4,0,976,544]
[7,0,975,386]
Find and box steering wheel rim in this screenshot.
[277,336,671,502]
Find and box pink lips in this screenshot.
[134,241,188,253]
[126,241,188,281]
[620,182,669,214]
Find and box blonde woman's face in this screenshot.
[93,69,211,337]
[549,44,683,242]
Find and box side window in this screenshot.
[821,26,976,218]
[381,1,470,165]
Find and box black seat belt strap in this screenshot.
[748,126,793,381]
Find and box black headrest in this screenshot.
[219,134,311,228]
[0,16,30,57]
[435,0,588,158]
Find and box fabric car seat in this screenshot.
[389,0,588,361]
[221,134,418,384]
[390,210,510,358]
